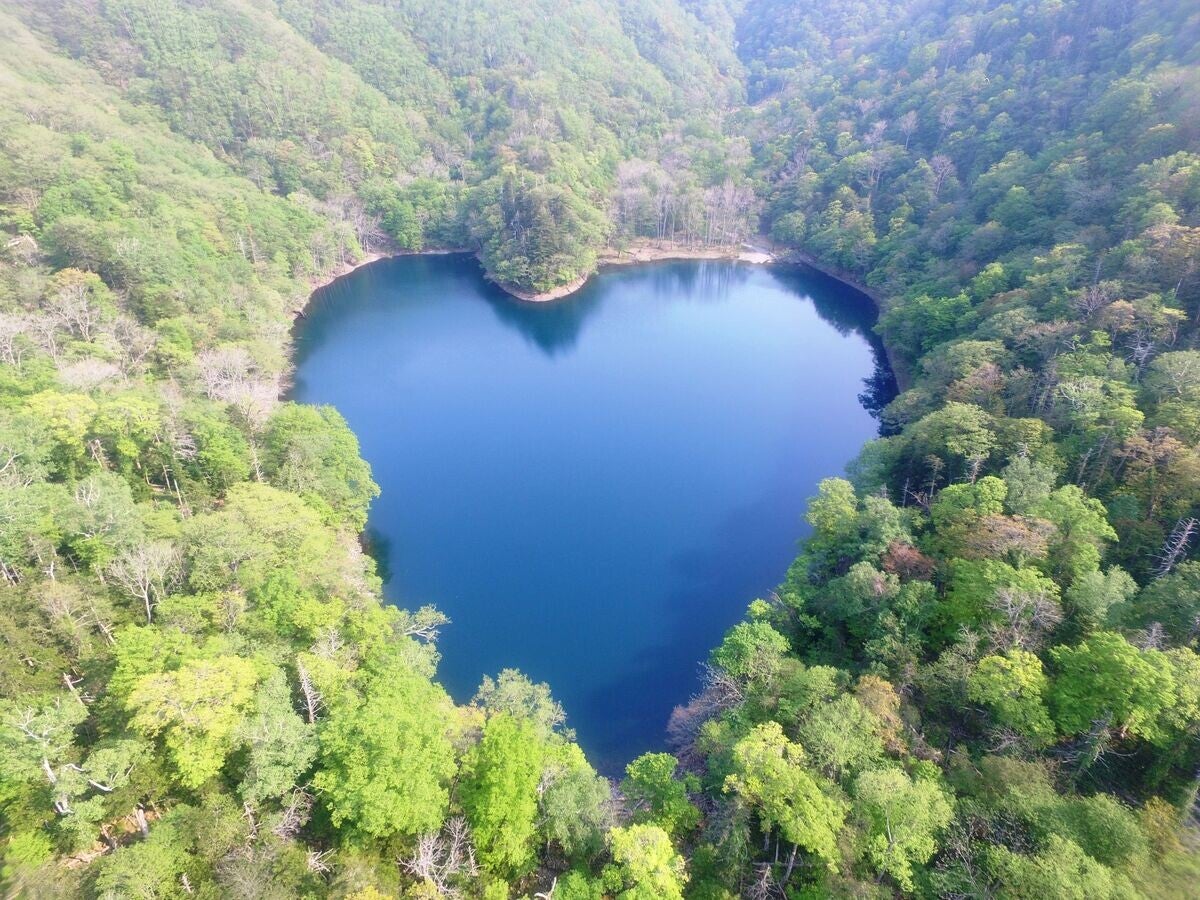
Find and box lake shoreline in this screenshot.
[296,241,908,392]
[299,246,470,312]
[290,252,888,768]
[498,241,778,302]
[776,249,911,392]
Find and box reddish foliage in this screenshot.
[881,540,936,580]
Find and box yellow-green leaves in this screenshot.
[313,667,456,841]
[968,650,1055,746]
[126,656,258,789]
[852,767,953,891]
[602,823,688,900]
[724,721,847,869]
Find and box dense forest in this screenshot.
[0,0,1199,897]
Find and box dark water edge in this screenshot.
[765,263,899,426]
[290,253,895,773]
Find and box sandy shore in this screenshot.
[509,241,777,303]
[599,242,774,267]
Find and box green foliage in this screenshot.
[985,835,1140,900]
[125,655,259,789]
[313,667,456,841]
[711,622,790,685]
[1,0,1199,894]
[968,650,1055,746]
[724,722,847,869]
[460,714,544,878]
[621,753,700,837]
[851,766,953,890]
[1050,632,1176,745]
[602,824,688,900]
[796,695,885,778]
[237,670,318,807]
[262,404,379,531]
[539,743,612,862]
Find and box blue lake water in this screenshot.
[291,254,892,772]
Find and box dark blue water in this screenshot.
[292,254,892,771]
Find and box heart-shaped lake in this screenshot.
[291,253,892,771]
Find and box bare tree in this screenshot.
[1154,517,1199,578]
[1073,280,1119,318]
[744,862,780,900]
[306,849,333,875]
[195,346,276,409]
[47,280,104,342]
[28,314,64,362]
[397,605,451,642]
[985,587,1063,652]
[58,359,121,391]
[857,147,895,204]
[273,788,314,839]
[195,345,280,432]
[1133,622,1166,651]
[0,313,31,369]
[400,817,479,898]
[961,515,1054,567]
[936,104,958,145]
[107,541,182,623]
[155,383,197,514]
[897,109,919,150]
[666,664,745,763]
[862,119,888,149]
[112,314,156,376]
[296,659,323,724]
[928,154,957,199]
[855,97,881,119]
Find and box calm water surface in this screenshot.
[292,254,892,771]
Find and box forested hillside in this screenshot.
[16,0,756,297]
[1,0,1199,897]
[677,0,1200,896]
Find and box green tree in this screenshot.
[262,404,379,531]
[125,655,259,789]
[1031,486,1117,580]
[621,752,700,837]
[1062,567,1138,640]
[710,622,789,685]
[985,835,1138,900]
[460,714,545,878]
[1123,562,1200,646]
[724,721,847,869]
[851,767,953,891]
[601,824,688,900]
[539,743,612,861]
[796,695,885,778]
[1050,632,1175,744]
[237,670,318,807]
[314,667,456,841]
[968,650,1055,746]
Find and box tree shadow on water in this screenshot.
[478,277,605,357]
[477,259,758,357]
[363,525,395,588]
[769,264,899,427]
